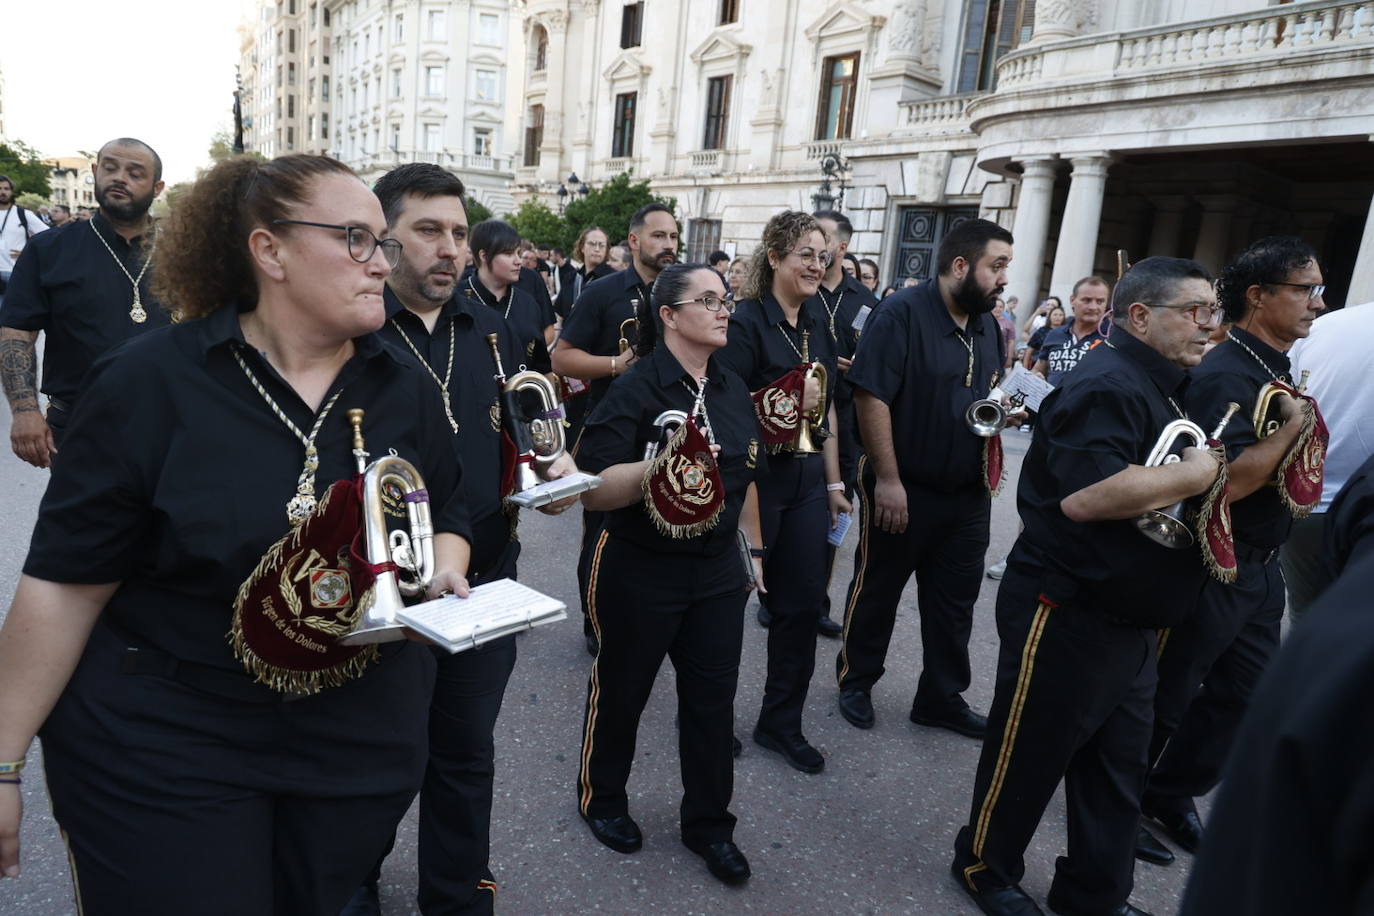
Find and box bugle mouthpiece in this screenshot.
[1209,402,1241,440]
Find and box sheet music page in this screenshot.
[1002,365,1056,413]
[400,579,567,646]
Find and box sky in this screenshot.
[2,0,257,185]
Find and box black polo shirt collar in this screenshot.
[649,343,727,392]
[88,210,152,252]
[759,291,823,331]
[1105,325,1188,402]
[1228,325,1292,378]
[383,285,470,328]
[464,272,515,311]
[194,299,397,366]
[921,282,988,340]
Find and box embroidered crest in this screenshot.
[746,439,759,469]
[642,419,725,538]
[490,399,502,432]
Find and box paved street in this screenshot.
[0,414,1199,915]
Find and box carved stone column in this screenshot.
[1049,154,1111,298]
[1006,159,1058,325]
[1030,0,1083,45]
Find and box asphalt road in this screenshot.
[0,416,1199,915]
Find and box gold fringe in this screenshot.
[1194,443,1237,585]
[640,424,725,539]
[1275,402,1320,518]
[982,437,1005,497]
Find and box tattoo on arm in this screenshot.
[0,331,41,412]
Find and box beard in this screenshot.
[394,259,457,305]
[953,271,1001,316]
[95,183,155,223]
[639,247,676,274]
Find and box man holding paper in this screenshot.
[344,164,581,916]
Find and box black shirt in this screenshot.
[815,272,878,362]
[845,279,1003,491]
[516,264,556,329]
[461,270,552,374]
[555,260,616,320]
[1040,324,1107,385]
[578,344,767,556]
[378,287,522,527]
[1322,451,1374,588]
[1010,328,1207,627]
[23,302,471,672]
[716,290,839,443]
[558,264,654,406]
[1184,327,1296,549]
[0,214,171,406]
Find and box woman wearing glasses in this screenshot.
[0,154,473,914]
[717,211,849,774]
[555,225,615,320]
[574,263,766,885]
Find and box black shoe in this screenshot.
[817,614,843,638]
[1047,902,1153,916]
[1143,806,1203,854]
[732,734,742,758]
[338,881,381,916]
[1133,826,1174,866]
[838,688,875,729]
[582,813,643,854]
[584,631,599,657]
[756,603,772,627]
[752,726,824,774]
[951,861,1044,915]
[683,838,751,885]
[910,704,988,739]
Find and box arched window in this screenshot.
[533,25,548,72]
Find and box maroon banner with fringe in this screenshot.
[752,368,807,446]
[642,419,724,538]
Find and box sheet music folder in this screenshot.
[397,579,567,653]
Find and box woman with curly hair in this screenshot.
[717,210,850,774]
[0,154,473,914]
[555,225,615,320]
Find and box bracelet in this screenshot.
[826,482,845,492]
[610,356,618,377]
[0,777,19,785]
[0,759,26,775]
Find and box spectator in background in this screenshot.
[1023,304,1066,369]
[881,285,899,299]
[843,253,860,280]
[1033,277,1110,385]
[708,250,730,279]
[37,206,53,226]
[903,277,920,288]
[607,244,629,271]
[991,297,1017,372]
[859,258,880,294]
[726,256,748,295]
[555,226,614,321]
[48,205,73,228]
[1022,294,1063,340]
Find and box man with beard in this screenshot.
[0,174,49,304]
[0,138,167,467]
[552,202,679,655]
[1033,276,1110,385]
[346,163,579,916]
[835,219,1012,738]
[952,257,1224,916]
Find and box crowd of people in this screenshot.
[0,138,1371,916]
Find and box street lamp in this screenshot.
[812,152,848,212]
[557,183,569,213]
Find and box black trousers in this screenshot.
[42,619,433,916]
[1145,548,1284,815]
[578,534,747,844]
[954,565,1157,914]
[576,508,605,635]
[756,453,828,736]
[369,522,521,916]
[836,457,989,711]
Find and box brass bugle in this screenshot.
[793,330,827,454]
[1134,402,1240,549]
[487,334,567,494]
[1252,369,1310,439]
[339,408,436,645]
[643,409,689,461]
[618,314,640,355]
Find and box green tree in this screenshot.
[505,198,566,248]
[563,173,676,252]
[16,193,50,211]
[464,196,493,225]
[0,141,53,198]
[208,127,265,164]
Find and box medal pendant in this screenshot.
[130,299,148,324]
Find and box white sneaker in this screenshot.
[986,559,1008,580]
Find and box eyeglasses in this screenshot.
[583,240,607,249]
[272,220,403,269]
[673,293,736,314]
[790,248,834,269]
[1154,301,1225,327]
[1267,281,1326,301]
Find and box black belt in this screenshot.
[119,644,314,703]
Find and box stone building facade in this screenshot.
[517,0,1374,313]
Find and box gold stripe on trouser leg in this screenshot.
[477,879,497,898]
[836,454,871,684]
[577,530,611,814]
[965,601,1054,888]
[1155,627,1170,660]
[43,756,86,915]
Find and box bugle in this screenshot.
[1252,369,1309,439]
[487,333,567,495]
[1135,402,1240,549]
[338,408,436,645]
[793,330,828,454]
[643,409,689,460]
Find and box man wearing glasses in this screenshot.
[1134,237,1326,870]
[953,256,1225,916]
